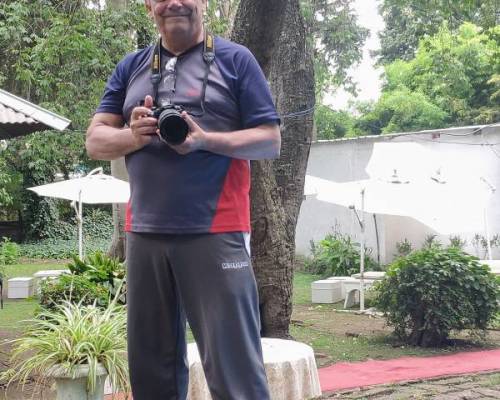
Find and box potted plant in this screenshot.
[1,297,129,399]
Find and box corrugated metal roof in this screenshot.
[0,89,71,139]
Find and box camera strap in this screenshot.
[150,30,215,115]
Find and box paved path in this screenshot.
[319,372,500,399]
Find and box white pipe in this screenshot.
[360,188,365,311]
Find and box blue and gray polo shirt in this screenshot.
[96,36,280,234]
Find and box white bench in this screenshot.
[33,269,70,293]
[7,277,34,298]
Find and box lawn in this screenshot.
[1,261,68,329]
[1,263,499,366]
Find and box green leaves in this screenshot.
[306,231,378,277]
[375,246,500,347]
[1,300,129,394]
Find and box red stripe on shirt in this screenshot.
[125,201,132,232]
[210,159,250,233]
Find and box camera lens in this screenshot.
[157,108,189,145]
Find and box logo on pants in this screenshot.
[221,261,249,270]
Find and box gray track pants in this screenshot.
[126,232,271,400]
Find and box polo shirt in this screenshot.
[96,36,280,233]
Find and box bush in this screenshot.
[306,232,378,277]
[0,237,20,265]
[67,251,126,302]
[39,274,110,311]
[19,237,112,259]
[375,247,499,347]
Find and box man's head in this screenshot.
[145,0,207,51]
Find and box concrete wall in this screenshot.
[296,124,500,264]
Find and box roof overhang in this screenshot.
[0,89,71,139]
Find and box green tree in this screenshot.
[301,0,368,100]
[357,23,499,134]
[377,0,498,64]
[0,0,150,239]
[314,105,355,139]
[355,88,448,135]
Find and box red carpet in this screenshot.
[318,349,500,392]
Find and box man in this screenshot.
[86,0,280,398]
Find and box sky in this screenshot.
[324,0,385,111]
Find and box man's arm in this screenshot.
[173,112,281,160]
[86,96,157,161]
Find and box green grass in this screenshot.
[1,262,68,329]
[3,262,67,279]
[2,267,498,366]
[293,272,321,304]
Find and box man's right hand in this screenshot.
[129,95,158,149]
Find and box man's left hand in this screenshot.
[168,112,207,155]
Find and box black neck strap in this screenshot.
[150,30,215,115]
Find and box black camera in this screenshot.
[150,104,189,145]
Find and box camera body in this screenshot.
[150,104,189,145]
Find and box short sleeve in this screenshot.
[95,57,129,115]
[237,49,280,129]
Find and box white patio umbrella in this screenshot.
[305,173,490,311]
[28,167,130,259]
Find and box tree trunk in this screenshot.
[109,157,128,261]
[107,0,129,262]
[232,0,315,338]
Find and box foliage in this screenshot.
[0,237,20,265]
[0,0,150,239]
[67,251,126,302]
[422,234,443,250]
[449,235,467,250]
[377,0,498,64]
[205,0,239,37]
[306,231,377,277]
[355,88,448,135]
[19,237,111,259]
[1,299,129,394]
[314,105,356,139]
[301,0,368,100]
[375,246,499,347]
[394,238,413,258]
[472,233,500,259]
[39,274,110,311]
[387,24,498,126]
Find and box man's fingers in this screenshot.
[131,106,155,121]
[131,117,157,127]
[144,95,154,108]
[181,111,199,131]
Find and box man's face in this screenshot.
[146,0,206,41]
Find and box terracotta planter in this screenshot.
[47,363,108,400]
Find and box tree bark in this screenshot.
[109,157,128,261]
[232,0,315,337]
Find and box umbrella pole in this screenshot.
[360,189,365,311]
[78,191,83,260]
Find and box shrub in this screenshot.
[1,300,129,394]
[375,246,499,347]
[19,237,111,259]
[0,237,20,265]
[394,238,413,258]
[67,251,126,303]
[306,232,378,277]
[39,274,110,311]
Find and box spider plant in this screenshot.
[1,295,129,397]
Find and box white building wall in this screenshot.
[296,125,500,264]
